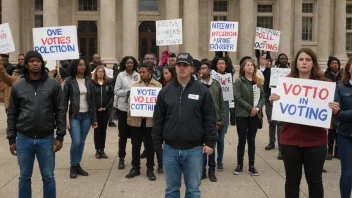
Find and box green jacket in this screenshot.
[234,76,265,119]
[197,78,226,124]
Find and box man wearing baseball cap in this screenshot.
[152,52,218,197]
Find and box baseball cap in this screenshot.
[176,53,193,65]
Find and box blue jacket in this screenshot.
[335,81,352,138]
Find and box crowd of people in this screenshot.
[0,47,351,198]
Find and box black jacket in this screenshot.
[63,76,97,122]
[324,68,343,84]
[5,63,15,76]
[92,80,114,110]
[152,77,218,150]
[262,68,272,101]
[7,76,66,144]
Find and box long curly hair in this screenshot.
[211,57,233,74]
[289,48,324,80]
[69,59,91,78]
[239,59,263,87]
[120,56,138,72]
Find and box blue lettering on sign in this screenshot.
[46,28,63,36]
[137,88,156,96]
[34,45,76,54]
[279,102,328,121]
[130,103,155,111]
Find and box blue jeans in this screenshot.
[16,133,56,198]
[69,112,91,166]
[217,101,229,163]
[337,134,352,198]
[163,144,203,198]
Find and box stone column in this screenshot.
[165,0,180,53]
[122,0,138,58]
[279,0,293,60]
[334,0,347,61]
[2,0,20,62]
[100,0,116,64]
[317,0,331,66]
[293,0,302,55]
[43,0,59,26]
[183,0,199,58]
[239,0,254,59]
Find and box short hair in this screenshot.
[211,57,232,73]
[200,61,211,69]
[93,54,100,58]
[120,56,138,72]
[139,63,152,71]
[18,54,25,57]
[69,58,91,77]
[0,54,9,58]
[168,52,176,58]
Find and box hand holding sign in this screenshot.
[271,77,336,128]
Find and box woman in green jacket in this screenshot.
[233,59,265,176]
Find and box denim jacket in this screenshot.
[335,81,352,138]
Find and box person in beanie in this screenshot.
[152,52,218,198]
[6,50,66,198]
[198,61,225,182]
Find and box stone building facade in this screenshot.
[0,0,350,67]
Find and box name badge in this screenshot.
[188,94,199,100]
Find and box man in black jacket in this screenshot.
[7,51,66,198]
[152,52,218,198]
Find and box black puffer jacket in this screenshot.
[7,70,66,144]
[92,79,114,110]
[62,76,97,122]
[152,77,218,150]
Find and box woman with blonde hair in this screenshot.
[92,66,114,159]
[233,59,264,176]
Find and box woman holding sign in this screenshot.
[233,59,264,176]
[269,48,340,198]
[92,66,114,159]
[114,56,140,170]
[334,56,352,198]
[211,57,233,170]
[63,59,98,179]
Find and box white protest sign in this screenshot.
[130,87,161,117]
[272,77,336,128]
[269,68,291,87]
[211,70,234,101]
[209,21,238,52]
[45,60,57,71]
[156,19,182,46]
[33,26,79,60]
[254,27,280,52]
[0,23,15,53]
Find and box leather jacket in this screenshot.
[62,76,97,122]
[7,76,66,144]
[92,79,114,111]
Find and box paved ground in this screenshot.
[0,103,341,198]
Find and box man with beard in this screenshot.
[6,50,66,198]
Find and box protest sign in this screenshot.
[254,27,280,52]
[33,26,79,60]
[272,77,336,128]
[211,70,234,101]
[130,87,161,117]
[269,68,291,87]
[209,21,238,52]
[156,19,182,46]
[0,23,15,53]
